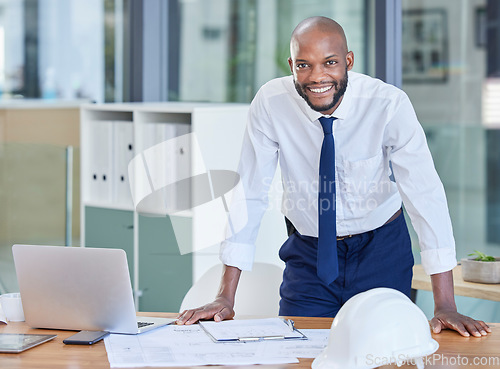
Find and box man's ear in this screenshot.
[288,57,294,74]
[346,51,354,71]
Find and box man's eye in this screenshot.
[326,60,337,65]
[296,63,308,69]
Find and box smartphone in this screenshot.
[63,330,109,345]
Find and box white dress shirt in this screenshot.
[220,71,457,276]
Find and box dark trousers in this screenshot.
[278,211,414,317]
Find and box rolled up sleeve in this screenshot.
[219,241,256,271]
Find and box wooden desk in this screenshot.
[1,313,499,368]
[412,264,500,301]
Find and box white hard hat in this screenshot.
[312,287,438,369]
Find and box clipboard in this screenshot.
[198,318,308,342]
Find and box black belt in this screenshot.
[285,208,403,239]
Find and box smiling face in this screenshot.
[288,22,354,115]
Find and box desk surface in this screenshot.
[1,312,499,369]
[412,264,500,301]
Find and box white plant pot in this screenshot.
[461,257,500,284]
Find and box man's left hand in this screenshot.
[430,309,491,337]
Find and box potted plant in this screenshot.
[461,250,500,284]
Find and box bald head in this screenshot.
[287,16,354,115]
[290,16,348,55]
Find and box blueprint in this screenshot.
[104,323,329,367]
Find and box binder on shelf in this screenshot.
[127,122,192,215]
[172,126,191,211]
[113,121,134,208]
[88,120,113,204]
[135,123,178,214]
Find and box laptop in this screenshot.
[12,244,175,334]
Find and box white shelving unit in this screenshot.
[80,102,287,311]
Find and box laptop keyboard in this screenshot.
[137,321,154,328]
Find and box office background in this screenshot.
[1,0,500,321]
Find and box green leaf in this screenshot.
[468,250,496,262]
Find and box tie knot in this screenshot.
[319,116,335,135]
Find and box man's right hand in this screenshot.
[176,296,235,325]
[177,264,242,325]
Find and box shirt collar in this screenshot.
[288,72,353,123]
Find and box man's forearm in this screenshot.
[177,264,242,324]
[429,268,491,336]
[430,270,457,312]
[216,265,242,306]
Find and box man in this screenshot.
[177,16,490,337]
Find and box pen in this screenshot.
[238,337,260,342]
[238,336,285,341]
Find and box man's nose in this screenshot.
[309,65,327,83]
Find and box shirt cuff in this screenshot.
[420,247,457,275]
[219,240,256,271]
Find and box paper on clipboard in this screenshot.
[198,318,307,342]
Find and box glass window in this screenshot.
[402,0,500,322]
[177,0,370,103]
[402,0,490,259]
[0,0,110,102]
[0,0,121,294]
[38,0,105,101]
[0,0,24,98]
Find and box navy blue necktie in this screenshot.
[317,116,338,285]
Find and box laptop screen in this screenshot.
[12,245,140,333]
